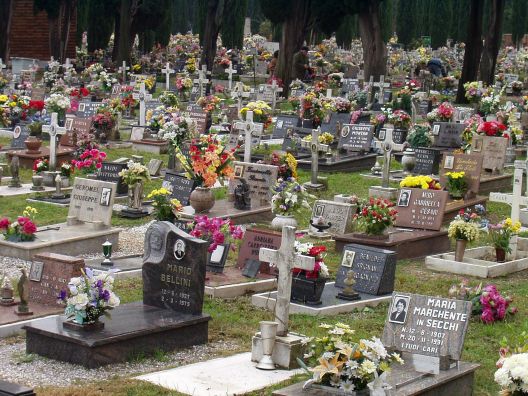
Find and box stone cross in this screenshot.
[489,161,526,223]
[234,110,263,162]
[0,58,6,73]
[225,63,237,91]
[161,62,175,91]
[374,126,405,188]
[41,112,67,171]
[269,80,283,113]
[132,83,152,126]
[194,65,210,97]
[231,82,250,114]
[303,127,328,190]
[118,61,130,82]
[373,75,390,104]
[259,226,315,336]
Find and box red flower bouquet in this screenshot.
[477,121,507,137]
[293,241,329,279]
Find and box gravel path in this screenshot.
[0,336,241,388]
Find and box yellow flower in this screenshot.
[0,95,7,103]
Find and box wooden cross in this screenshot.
[269,80,283,112]
[302,127,329,190]
[132,83,152,126]
[194,65,210,97]
[231,82,250,113]
[161,62,175,91]
[489,161,526,223]
[41,112,67,171]
[373,126,405,188]
[225,63,237,91]
[233,110,263,162]
[118,61,130,82]
[259,226,315,336]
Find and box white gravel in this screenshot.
[0,336,241,388]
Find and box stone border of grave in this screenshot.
[425,246,528,278]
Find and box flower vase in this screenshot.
[128,181,144,210]
[63,318,104,331]
[271,214,298,230]
[449,190,464,200]
[495,248,506,263]
[455,239,467,262]
[167,148,176,171]
[189,187,215,213]
[24,137,42,154]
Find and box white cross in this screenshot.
[490,161,527,223]
[231,82,250,114]
[193,65,210,97]
[63,58,72,70]
[161,62,175,91]
[373,75,390,104]
[225,63,237,91]
[118,61,130,82]
[234,110,263,162]
[302,127,329,189]
[41,112,67,171]
[259,226,315,336]
[374,126,405,188]
[132,83,152,126]
[269,80,283,112]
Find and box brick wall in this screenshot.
[8,0,77,61]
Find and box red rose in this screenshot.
[22,220,37,235]
[0,218,10,229]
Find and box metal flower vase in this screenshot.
[256,321,278,370]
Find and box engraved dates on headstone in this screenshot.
[229,162,278,206]
[439,153,483,195]
[338,124,374,151]
[394,188,448,231]
[413,147,442,175]
[432,122,464,148]
[97,162,128,195]
[236,228,282,274]
[162,171,195,206]
[67,178,116,226]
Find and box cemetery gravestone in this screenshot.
[229,162,278,207]
[471,135,509,172]
[67,178,116,227]
[391,128,408,145]
[236,228,282,274]
[338,124,374,151]
[432,122,465,148]
[439,153,483,195]
[130,126,146,141]
[310,200,355,235]
[142,221,208,315]
[162,171,195,206]
[184,104,209,134]
[29,253,84,306]
[10,124,30,149]
[320,112,352,138]
[67,117,92,136]
[97,162,128,195]
[413,147,443,175]
[76,102,104,118]
[272,115,300,139]
[335,244,397,295]
[394,189,449,230]
[382,292,472,362]
[147,159,163,176]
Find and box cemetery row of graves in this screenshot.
[0,34,528,395]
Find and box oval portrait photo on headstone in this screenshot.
[174,239,186,260]
[341,125,350,138]
[13,125,21,139]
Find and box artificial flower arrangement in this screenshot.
[327,72,343,88]
[303,132,334,146]
[146,188,183,222]
[175,76,193,93]
[293,241,329,279]
[189,215,244,253]
[386,109,411,129]
[270,177,314,216]
[300,92,325,126]
[449,280,517,324]
[60,162,73,178]
[495,334,528,395]
[159,91,180,107]
[44,93,71,116]
[480,89,503,115]
[120,86,138,109]
[510,80,523,94]
[370,112,386,127]
[240,101,272,129]
[290,79,307,91]
[300,322,404,393]
[354,198,397,236]
[175,135,236,188]
[463,81,487,103]
[427,101,455,122]
[118,160,150,186]
[71,148,107,174]
[488,218,521,256]
[444,171,468,198]
[0,206,38,242]
[158,116,190,147]
[447,209,481,243]
[93,109,116,130]
[476,120,508,137]
[197,95,221,113]
[461,114,483,151]
[268,151,298,180]
[58,268,120,325]
[33,158,49,173]
[399,175,441,190]
[332,97,352,113]
[406,79,420,91]
[407,123,432,148]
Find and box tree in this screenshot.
[116,0,140,64]
[76,0,88,46]
[34,0,76,62]
[456,0,485,103]
[220,0,248,49]
[336,15,358,49]
[357,0,386,79]
[511,0,528,47]
[0,0,13,62]
[430,0,451,48]
[87,0,116,52]
[396,0,415,47]
[479,0,505,85]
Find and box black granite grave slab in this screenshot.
[0,380,35,396]
[296,153,377,172]
[24,302,210,368]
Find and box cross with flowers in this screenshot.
[233,110,263,162]
[194,65,210,97]
[231,82,250,113]
[225,63,237,91]
[374,126,405,188]
[132,83,152,126]
[42,112,67,171]
[118,61,130,82]
[161,62,175,91]
[302,127,329,191]
[489,160,527,223]
[259,226,315,336]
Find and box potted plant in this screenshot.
[175,135,236,213]
[119,161,150,211]
[0,206,38,242]
[147,188,184,222]
[447,209,480,262]
[407,124,432,148]
[426,101,455,123]
[188,215,244,273]
[58,268,120,330]
[270,177,314,229]
[291,242,329,305]
[354,198,397,238]
[488,218,521,262]
[444,171,468,199]
[93,109,116,143]
[299,322,404,394]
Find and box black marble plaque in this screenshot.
[272,115,300,139]
[338,123,374,151]
[162,171,195,206]
[418,100,432,116]
[341,78,359,95]
[242,259,261,278]
[97,162,128,195]
[391,128,408,144]
[142,222,208,315]
[320,112,351,137]
[335,244,396,295]
[413,147,442,175]
[10,124,30,149]
[433,122,464,148]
